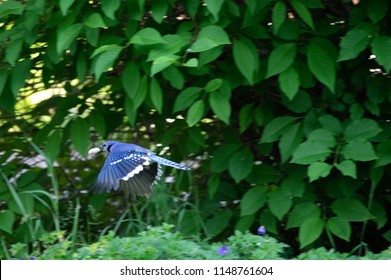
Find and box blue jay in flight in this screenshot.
[88,141,190,200]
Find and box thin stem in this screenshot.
[71,197,81,250]
[0,237,11,259]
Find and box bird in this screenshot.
[88,141,190,200]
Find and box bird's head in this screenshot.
[88,141,118,155]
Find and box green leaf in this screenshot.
[9,193,34,215]
[199,46,223,66]
[235,215,256,232]
[151,0,169,23]
[341,140,378,162]
[173,87,203,112]
[370,165,384,188]
[5,37,23,66]
[233,38,259,84]
[150,78,163,113]
[279,122,303,163]
[228,148,254,182]
[331,198,374,222]
[209,90,231,124]
[60,0,75,16]
[239,104,253,133]
[186,100,205,127]
[272,2,286,34]
[85,27,99,47]
[76,51,87,82]
[148,34,190,61]
[286,202,321,229]
[130,28,166,45]
[204,0,224,21]
[93,45,122,81]
[101,0,120,19]
[344,118,382,141]
[197,25,231,45]
[367,76,387,104]
[0,0,25,17]
[151,55,179,76]
[376,140,391,167]
[124,97,137,127]
[56,23,83,54]
[267,187,292,220]
[245,0,270,14]
[122,63,140,100]
[281,176,305,197]
[368,0,388,23]
[318,115,342,135]
[44,129,62,165]
[371,35,391,73]
[84,13,106,28]
[89,110,106,137]
[189,25,230,52]
[259,210,278,234]
[307,42,336,93]
[291,141,331,164]
[307,128,336,148]
[91,44,122,58]
[190,38,218,52]
[132,76,148,111]
[70,118,89,157]
[266,44,296,78]
[205,210,232,237]
[260,116,298,143]
[327,217,351,241]
[290,0,315,30]
[349,103,364,120]
[335,160,357,178]
[308,162,332,182]
[211,144,241,172]
[338,29,371,61]
[185,0,201,18]
[278,66,300,100]
[163,66,184,90]
[208,173,221,198]
[247,164,281,185]
[299,217,324,248]
[240,186,268,216]
[0,210,15,234]
[283,90,312,113]
[182,58,199,67]
[0,70,8,98]
[205,78,223,93]
[11,59,31,99]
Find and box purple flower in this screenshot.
[257,225,266,235]
[218,245,229,256]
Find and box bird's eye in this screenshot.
[101,143,109,151]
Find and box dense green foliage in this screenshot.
[8,224,391,260]
[0,0,391,258]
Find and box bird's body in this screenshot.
[88,141,190,200]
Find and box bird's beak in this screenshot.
[88,146,103,156]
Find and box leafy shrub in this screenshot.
[10,225,389,260]
[1,0,391,254]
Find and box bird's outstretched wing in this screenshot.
[93,151,162,200]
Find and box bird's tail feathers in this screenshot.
[149,154,190,170]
